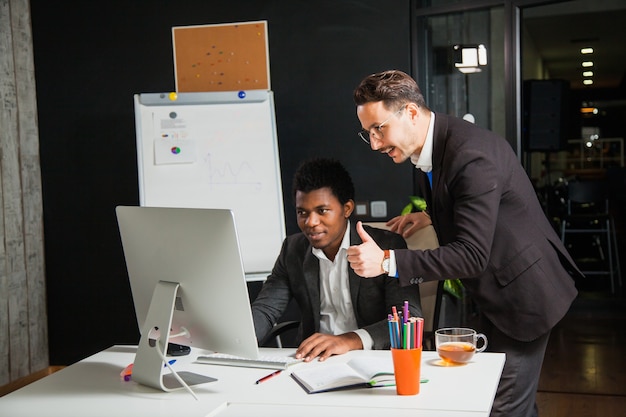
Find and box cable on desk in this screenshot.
[152,335,198,401]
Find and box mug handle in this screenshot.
[475,333,488,353]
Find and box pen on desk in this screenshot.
[120,363,134,381]
[120,360,176,381]
[369,378,429,387]
[255,370,282,384]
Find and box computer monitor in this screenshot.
[115,205,261,392]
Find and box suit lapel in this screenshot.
[303,248,321,332]
[429,113,449,223]
[415,170,432,209]
[431,112,448,199]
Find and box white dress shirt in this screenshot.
[410,111,436,173]
[312,221,373,349]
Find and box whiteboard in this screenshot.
[133,90,285,276]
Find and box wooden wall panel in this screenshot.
[13,0,48,373]
[0,0,48,386]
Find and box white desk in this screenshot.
[0,346,505,417]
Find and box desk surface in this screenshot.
[0,346,504,417]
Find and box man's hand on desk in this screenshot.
[295,332,363,362]
[386,212,431,238]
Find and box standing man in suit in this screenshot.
[251,157,421,362]
[346,70,581,417]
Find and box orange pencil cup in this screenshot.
[391,347,422,395]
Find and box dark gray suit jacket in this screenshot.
[252,223,422,349]
[395,113,581,342]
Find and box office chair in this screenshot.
[364,222,443,350]
[259,320,300,348]
[247,280,301,348]
[560,180,622,293]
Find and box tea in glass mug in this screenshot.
[435,328,487,364]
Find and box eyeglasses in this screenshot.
[358,106,405,144]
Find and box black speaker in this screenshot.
[523,79,570,151]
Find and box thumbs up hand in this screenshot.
[347,221,385,277]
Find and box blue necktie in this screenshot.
[427,171,433,188]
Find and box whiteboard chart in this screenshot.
[133,90,285,276]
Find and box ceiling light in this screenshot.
[580,107,598,114]
[582,61,594,67]
[582,71,594,77]
[580,47,594,54]
[583,79,594,85]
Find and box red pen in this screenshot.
[255,370,282,384]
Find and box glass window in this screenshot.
[416,7,506,137]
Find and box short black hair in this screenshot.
[292,158,355,205]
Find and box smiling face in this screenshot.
[356,101,425,164]
[295,187,354,261]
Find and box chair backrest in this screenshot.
[363,222,442,335]
[566,180,609,214]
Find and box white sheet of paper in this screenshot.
[154,138,196,165]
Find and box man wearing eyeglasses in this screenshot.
[346,70,581,417]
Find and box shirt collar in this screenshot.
[312,220,351,260]
[410,111,435,173]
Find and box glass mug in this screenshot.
[435,327,487,364]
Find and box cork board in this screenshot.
[172,21,270,92]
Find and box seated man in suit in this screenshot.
[251,157,421,362]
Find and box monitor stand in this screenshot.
[131,280,217,392]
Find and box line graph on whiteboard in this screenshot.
[201,152,263,190]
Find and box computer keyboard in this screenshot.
[195,352,302,370]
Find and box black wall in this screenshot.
[30,0,415,364]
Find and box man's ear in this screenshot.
[406,102,420,122]
[344,199,355,218]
